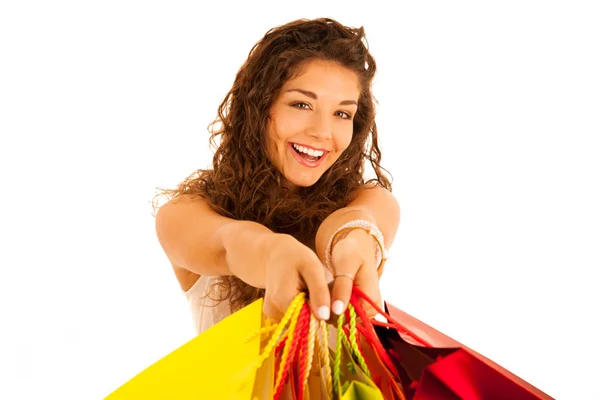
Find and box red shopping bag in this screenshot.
[350,287,554,400]
[382,302,554,399]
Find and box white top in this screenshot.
[184,275,232,335]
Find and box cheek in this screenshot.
[275,113,302,141]
[267,116,288,143]
[335,128,354,153]
[265,124,282,160]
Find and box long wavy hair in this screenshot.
[153,18,392,312]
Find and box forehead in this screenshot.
[282,59,360,97]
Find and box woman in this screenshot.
[154,18,400,335]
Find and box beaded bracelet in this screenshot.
[324,219,388,276]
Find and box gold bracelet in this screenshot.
[324,219,388,277]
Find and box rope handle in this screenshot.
[241,293,306,398]
[274,302,310,399]
[243,293,332,400]
[351,287,432,347]
[244,287,424,400]
[333,303,376,396]
[347,292,400,378]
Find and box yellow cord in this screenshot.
[273,296,305,390]
[319,319,333,399]
[242,293,306,385]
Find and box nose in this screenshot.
[308,112,332,141]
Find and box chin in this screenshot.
[283,175,321,190]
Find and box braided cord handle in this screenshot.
[266,294,331,400]
[351,287,432,347]
[333,303,375,396]
[241,292,307,395]
[348,291,400,379]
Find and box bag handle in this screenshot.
[267,295,333,400]
[351,287,432,347]
[347,292,401,377]
[333,304,374,395]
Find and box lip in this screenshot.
[288,142,329,168]
[291,142,329,152]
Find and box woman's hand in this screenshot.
[329,229,382,317]
[262,234,332,322]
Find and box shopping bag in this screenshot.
[373,293,555,400]
[291,309,342,400]
[373,324,455,394]
[343,296,408,400]
[291,351,330,400]
[250,340,276,400]
[337,344,385,400]
[105,298,267,399]
[333,305,385,400]
[263,293,331,400]
[415,348,548,400]
[342,381,384,399]
[358,334,407,400]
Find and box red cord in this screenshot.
[273,303,310,400]
[295,304,311,399]
[352,287,432,347]
[350,293,399,377]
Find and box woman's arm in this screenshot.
[155,195,332,319]
[155,195,274,288]
[315,184,400,262]
[314,184,400,315]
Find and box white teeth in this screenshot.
[292,143,324,157]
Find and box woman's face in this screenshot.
[266,59,360,190]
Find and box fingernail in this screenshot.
[332,300,344,315]
[317,306,330,320]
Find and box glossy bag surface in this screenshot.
[379,302,554,400]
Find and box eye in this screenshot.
[335,110,352,120]
[291,102,311,110]
[291,102,352,119]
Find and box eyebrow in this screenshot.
[285,88,358,106]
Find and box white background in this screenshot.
[1,1,598,399]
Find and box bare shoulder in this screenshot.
[350,183,398,210]
[155,194,209,292]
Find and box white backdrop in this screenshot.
[1,1,599,399]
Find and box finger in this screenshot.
[331,272,355,316]
[299,259,331,321]
[330,260,361,316]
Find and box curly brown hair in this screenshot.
[153,18,392,312]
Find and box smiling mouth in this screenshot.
[288,143,328,168]
[291,143,325,161]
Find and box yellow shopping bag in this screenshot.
[105,299,267,400]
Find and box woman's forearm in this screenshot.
[314,206,377,265]
[314,186,400,269]
[218,220,277,288]
[156,195,276,287]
